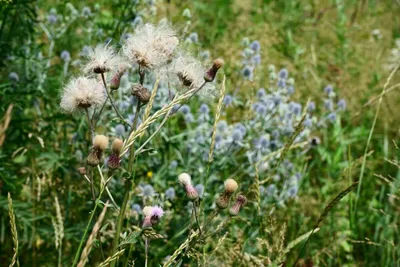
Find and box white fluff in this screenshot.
[178,173,192,186]
[84,44,123,73]
[122,22,179,70]
[60,77,106,113]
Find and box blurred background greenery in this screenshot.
[1,0,399,266]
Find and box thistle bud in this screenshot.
[87,135,109,166]
[229,195,247,216]
[142,206,153,228]
[110,68,127,90]
[216,178,238,209]
[107,138,123,170]
[178,173,199,200]
[78,167,86,175]
[204,58,224,82]
[131,84,151,104]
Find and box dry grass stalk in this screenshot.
[208,75,226,163]
[141,77,161,133]
[0,104,14,147]
[8,192,19,267]
[97,249,126,267]
[121,84,203,156]
[77,201,109,267]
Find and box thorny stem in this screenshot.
[100,73,130,126]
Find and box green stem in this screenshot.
[72,199,100,267]
[111,101,141,267]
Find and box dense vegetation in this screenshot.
[1,0,399,266]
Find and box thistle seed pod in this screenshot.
[142,206,153,228]
[216,178,238,209]
[107,138,123,169]
[87,135,109,166]
[229,195,247,216]
[78,167,86,175]
[131,84,151,104]
[178,173,199,200]
[204,58,224,82]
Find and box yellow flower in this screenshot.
[147,171,153,179]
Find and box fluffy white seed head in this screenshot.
[178,172,192,186]
[142,206,153,216]
[224,178,238,193]
[93,135,109,150]
[122,22,179,70]
[60,77,106,112]
[84,44,123,74]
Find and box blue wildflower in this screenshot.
[195,184,204,198]
[165,187,176,200]
[60,50,71,62]
[327,112,337,122]
[189,32,199,43]
[277,79,286,88]
[131,204,142,213]
[199,104,210,114]
[324,84,333,94]
[257,88,266,99]
[267,184,277,196]
[217,120,228,132]
[242,66,253,79]
[8,72,19,82]
[223,94,233,106]
[180,104,190,115]
[250,40,261,52]
[169,160,178,169]
[307,101,316,112]
[278,68,289,79]
[252,54,261,65]
[82,6,92,17]
[115,124,126,136]
[287,85,295,94]
[337,99,346,110]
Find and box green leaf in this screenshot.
[118,230,142,247]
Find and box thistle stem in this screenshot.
[110,101,141,267]
[145,238,149,267]
[100,73,130,126]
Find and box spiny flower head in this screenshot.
[84,44,123,74]
[142,206,153,228]
[60,77,106,113]
[122,22,179,69]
